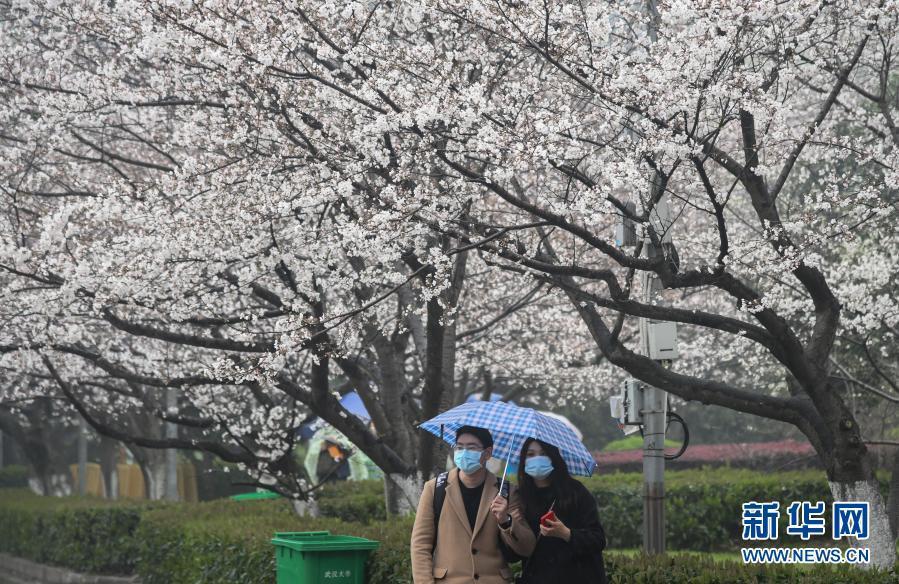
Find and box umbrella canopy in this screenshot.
[538,410,583,442]
[420,400,596,477]
[297,391,371,440]
[465,392,507,403]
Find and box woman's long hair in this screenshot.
[517,438,579,522]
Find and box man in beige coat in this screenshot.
[411,426,536,583]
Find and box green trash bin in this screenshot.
[271,531,379,584]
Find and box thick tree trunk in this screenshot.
[384,472,422,515]
[0,401,74,496]
[416,248,467,480]
[140,449,168,500]
[828,478,894,570]
[29,466,72,496]
[25,434,72,496]
[821,405,893,570]
[887,448,899,541]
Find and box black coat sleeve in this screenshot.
[568,482,606,557]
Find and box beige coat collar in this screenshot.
[445,467,499,541]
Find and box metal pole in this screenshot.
[78,416,88,496]
[164,388,179,501]
[639,271,666,554]
[640,0,668,554]
[640,167,672,554]
[0,430,4,468]
[641,386,666,553]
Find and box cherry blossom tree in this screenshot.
[0,0,605,511]
[2,0,898,564]
[401,0,898,564]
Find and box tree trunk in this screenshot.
[97,436,119,499]
[384,472,422,515]
[24,434,72,496]
[0,400,74,496]
[29,465,72,496]
[291,498,321,517]
[887,447,899,541]
[828,478,893,569]
[822,403,893,570]
[140,449,168,500]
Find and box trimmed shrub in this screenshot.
[581,468,882,551]
[314,470,881,551]
[279,469,880,550]
[0,489,149,574]
[0,465,29,488]
[317,480,386,523]
[0,490,408,583]
[136,498,411,584]
[3,470,897,584]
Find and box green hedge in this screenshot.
[135,498,412,584]
[318,469,859,551]
[0,489,149,574]
[0,465,29,488]
[0,490,412,583]
[2,489,896,583]
[582,468,865,551]
[2,470,898,584]
[317,480,386,523]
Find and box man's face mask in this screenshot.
[454,448,484,474]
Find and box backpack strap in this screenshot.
[431,471,449,553]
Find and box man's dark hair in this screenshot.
[455,425,494,448]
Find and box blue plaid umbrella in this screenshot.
[420,400,597,477]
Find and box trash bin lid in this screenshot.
[274,531,330,539]
[230,491,281,501]
[271,532,379,552]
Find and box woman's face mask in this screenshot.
[454,449,484,474]
[525,455,554,480]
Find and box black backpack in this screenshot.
[431,472,515,557]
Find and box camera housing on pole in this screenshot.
[647,320,678,360]
[609,379,645,436]
[609,378,672,434]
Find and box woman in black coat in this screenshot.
[513,438,607,584]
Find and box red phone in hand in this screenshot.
[540,510,556,526]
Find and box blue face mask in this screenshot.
[525,455,554,480]
[454,449,484,474]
